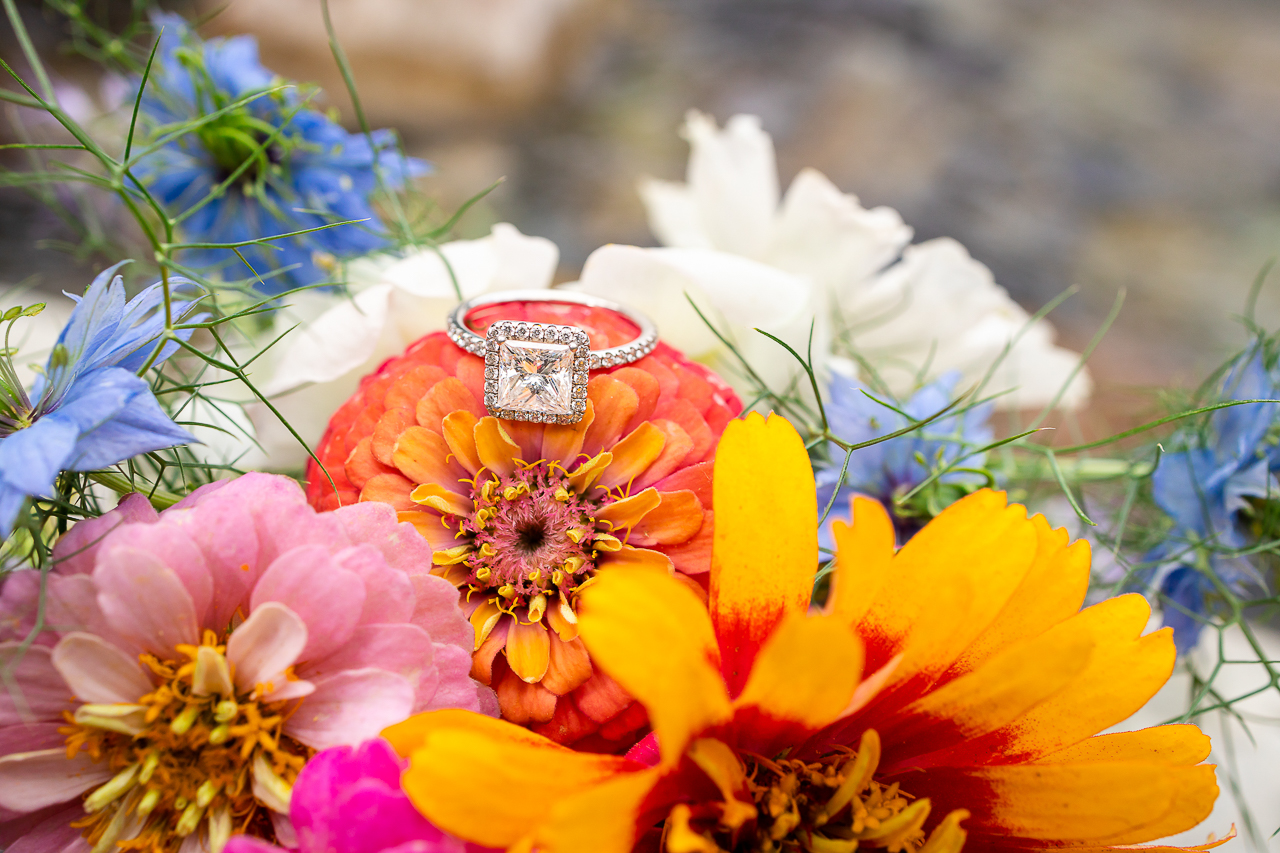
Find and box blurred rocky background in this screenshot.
[5,0,1280,418]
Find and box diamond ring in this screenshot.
[446,291,658,424]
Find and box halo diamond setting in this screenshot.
[483,321,591,424]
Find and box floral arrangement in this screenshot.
[0,5,1272,853]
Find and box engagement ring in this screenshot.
[446,291,658,424]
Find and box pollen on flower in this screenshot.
[667,731,960,853]
[61,629,311,853]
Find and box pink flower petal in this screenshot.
[0,572,43,645]
[332,501,433,575]
[250,546,365,662]
[94,548,198,657]
[1,803,89,853]
[42,575,123,648]
[0,722,66,756]
[226,603,307,696]
[408,574,471,653]
[0,644,70,726]
[413,643,496,715]
[100,523,212,627]
[170,499,261,631]
[332,545,414,626]
[285,669,415,750]
[50,633,151,704]
[0,748,110,812]
[297,624,431,683]
[51,493,157,576]
[222,836,281,853]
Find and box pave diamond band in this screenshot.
[446,291,658,424]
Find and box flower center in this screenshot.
[61,630,310,853]
[666,733,945,853]
[433,460,623,610]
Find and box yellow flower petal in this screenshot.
[507,619,552,683]
[710,412,816,696]
[827,495,895,626]
[596,546,674,572]
[410,482,472,517]
[598,422,667,489]
[441,410,483,475]
[568,451,614,494]
[394,711,638,850]
[732,611,863,753]
[595,487,662,529]
[577,567,732,766]
[473,416,522,478]
[1036,725,1210,766]
[537,765,663,853]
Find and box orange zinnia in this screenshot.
[387,412,1223,853]
[307,301,740,747]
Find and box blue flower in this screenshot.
[0,263,200,538]
[1145,348,1278,651]
[136,13,427,294]
[815,371,994,547]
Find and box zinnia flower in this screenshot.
[1143,346,1278,651]
[138,13,426,292]
[816,367,994,545]
[307,304,741,746]
[223,738,489,853]
[0,472,492,853]
[388,412,1221,853]
[0,262,198,538]
[224,223,557,471]
[578,110,1090,409]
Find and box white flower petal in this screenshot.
[225,602,307,695]
[50,633,152,705]
[638,178,711,250]
[0,748,111,812]
[682,111,779,258]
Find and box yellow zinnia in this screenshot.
[387,412,1224,853]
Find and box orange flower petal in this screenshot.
[416,376,483,432]
[395,710,640,850]
[396,509,461,551]
[826,495,895,626]
[710,412,816,696]
[344,436,392,490]
[473,416,522,478]
[391,426,470,488]
[577,568,731,765]
[542,633,594,695]
[567,451,613,494]
[633,419,696,490]
[857,490,1037,678]
[610,366,661,432]
[468,599,503,650]
[358,472,416,511]
[507,618,552,683]
[584,376,640,456]
[595,487,663,529]
[1036,725,1210,766]
[496,668,558,723]
[731,611,864,755]
[536,766,663,853]
[384,364,448,411]
[372,406,416,465]
[542,399,596,466]
[949,514,1090,678]
[440,410,482,475]
[633,489,704,545]
[599,422,667,489]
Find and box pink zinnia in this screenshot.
[223,738,492,853]
[0,473,494,853]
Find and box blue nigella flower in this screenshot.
[136,13,427,294]
[815,370,995,547]
[1144,348,1278,652]
[0,263,200,538]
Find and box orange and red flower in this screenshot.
[307,301,740,747]
[385,412,1223,853]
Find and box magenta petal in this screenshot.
[284,669,415,750]
[297,624,431,683]
[94,548,198,657]
[333,545,414,626]
[51,493,157,576]
[98,526,211,626]
[221,837,282,853]
[0,644,71,727]
[251,546,365,662]
[408,574,472,653]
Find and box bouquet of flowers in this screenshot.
[0,6,1271,853]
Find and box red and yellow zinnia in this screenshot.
[307,301,740,747]
[385,412,1223,853]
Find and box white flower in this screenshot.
[592,110,1090,409]
[227,223,558,470]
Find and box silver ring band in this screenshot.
[446,290,659,424]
